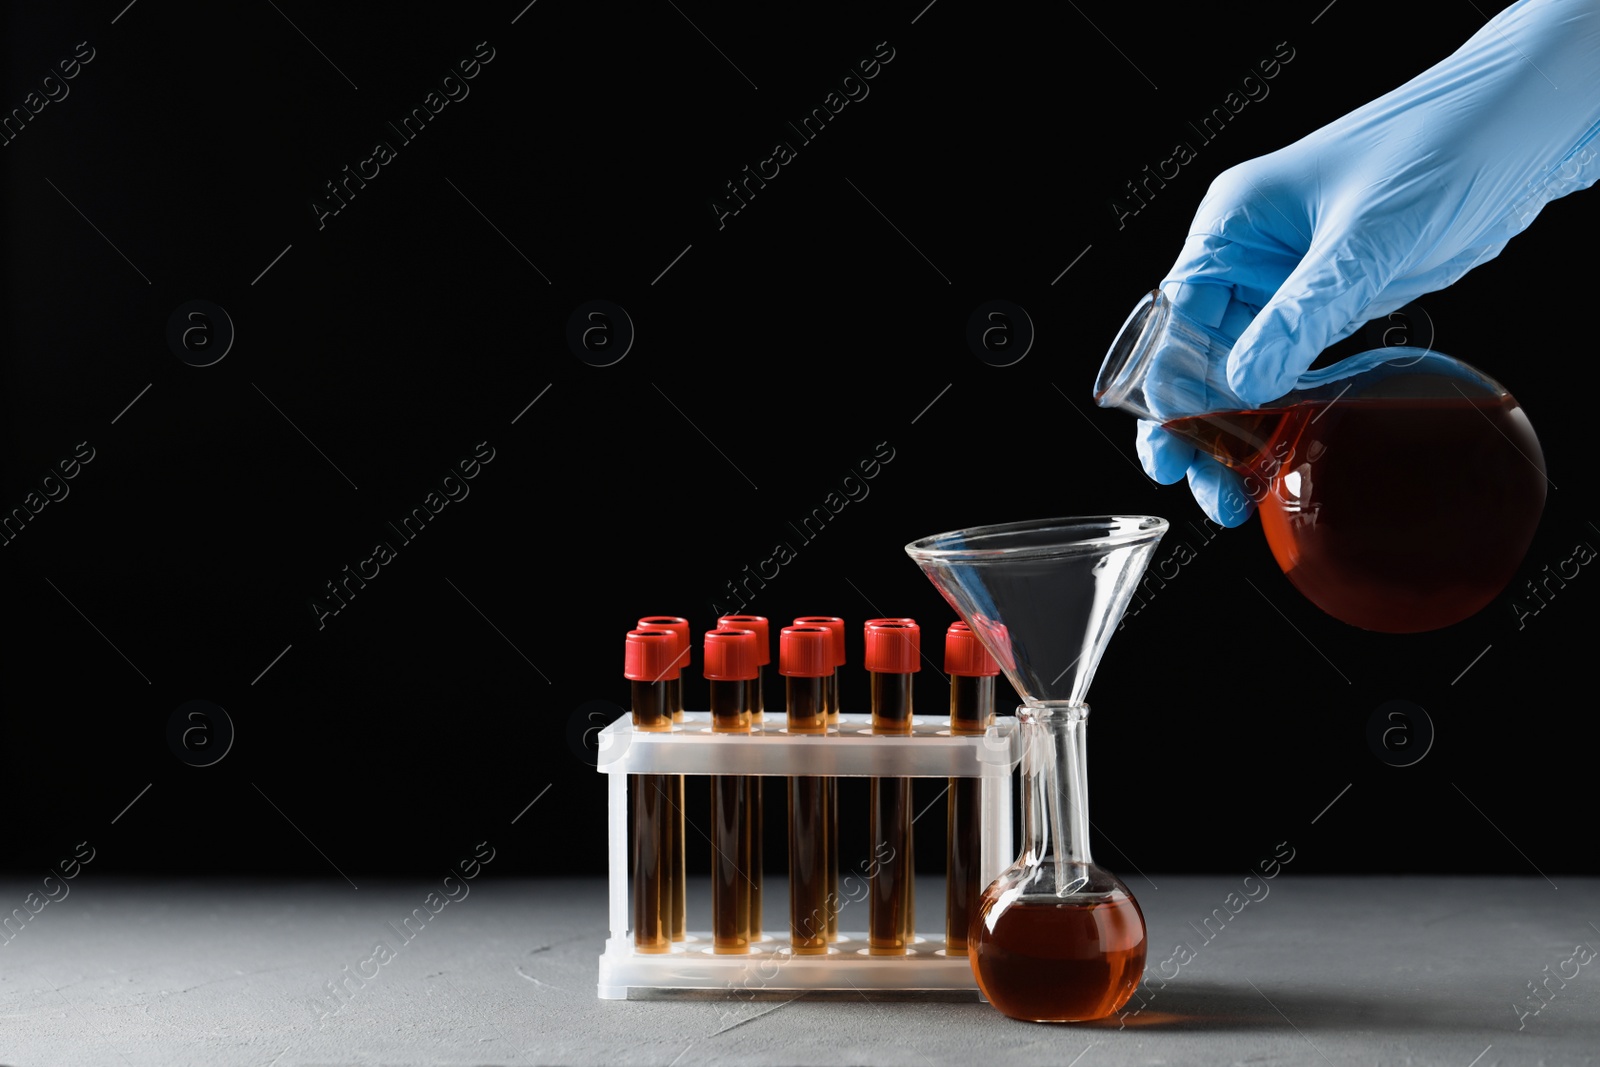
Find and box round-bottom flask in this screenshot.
[1096,290,1547,633]
[970,703,1145,1022]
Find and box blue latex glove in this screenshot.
[1141,0,1600,526]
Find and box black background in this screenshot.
[2,0,1591,883]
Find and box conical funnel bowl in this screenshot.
[905,516,1167,707]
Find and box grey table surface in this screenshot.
[1,875,1596,1066]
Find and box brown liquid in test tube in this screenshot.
[943,621,997,955]
[865,619,919,954]
[868,618,919,937]
[704,628,758,954]
[623,629,679,954]
[637,617,691,943]
[793,616,845,942]
[718,616,769,942]
[780,625,832,954]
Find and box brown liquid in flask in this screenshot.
[971,893,1146,1022]
[1164,389,1547,633]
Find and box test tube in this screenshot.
[637,616,691,943]
[717,615,768,726]
[704,627,758,954]
[943,620,997,955]
[865,618,919,955]
[867,618,919,938]
[637,616,691,725]
[780,625,832,954]
[718,615,769,941]
[793,615,845,941]
[623,628,679,954]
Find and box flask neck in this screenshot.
[1098,290,1491,423]
[1096,289,1245,422]
[1018,703,1092,868]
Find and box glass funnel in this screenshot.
[906,516,1165,1022]
[1096,289,1547,633]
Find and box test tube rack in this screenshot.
[596,711,1019,1000]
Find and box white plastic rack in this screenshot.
[596,711,1020,999]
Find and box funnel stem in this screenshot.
[1019,704,1092,896]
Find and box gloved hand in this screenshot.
[1139,0,1600,526]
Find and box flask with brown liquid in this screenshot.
[967,703,1146,1021]
[1096,290,1546,632]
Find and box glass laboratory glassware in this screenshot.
[792,615,845,942]
[943,621,997,956]
[779,624,832,955]
[1096,290,1547,633]
[907,516,1165,1022]
[636,616,690,943]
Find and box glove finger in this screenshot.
[1226,229,1388,407]
[1162,230,1301,322]
[1186,454,1256,528]
[1136,420,1194,484]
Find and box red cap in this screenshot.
[624,629,681,681]
[864,619,920,674]
[638,616,690,672]
[780,626,833,677]
[945,621,999,676]
[703,628,759,680]
[793,616,846,668]
[717,615,769,665]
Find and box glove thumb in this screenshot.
[1225,234,1385,407]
